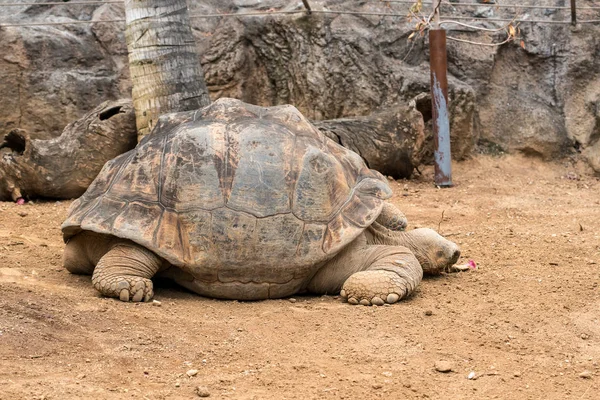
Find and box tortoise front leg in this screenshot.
[339,245,423,305]
[307,234,423,306]
[92,242,162,302]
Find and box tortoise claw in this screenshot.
[341,270,410,306]
[93,275,154,302]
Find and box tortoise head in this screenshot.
[407,228,461,275]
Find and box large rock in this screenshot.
[0,3,126,140]
[440,4,600,168]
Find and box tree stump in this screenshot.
[0,100,137,201]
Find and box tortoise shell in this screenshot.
[62,98,392,296]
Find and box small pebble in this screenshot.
[372,383,383,389]
[187,369,199,377]
[513,371,521,377]
[174,381,181,388]
[434,360,453,373]
[288,298,297,303]
[17,211,27,217]
[579,370,593,379]
[152,300,162,307]
[425,310,433,316]
[195,386,210,397]
[467,371,476,380]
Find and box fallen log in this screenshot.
[0,100,136,201]
[313,104,425,179]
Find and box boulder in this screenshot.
[0,3,126,140]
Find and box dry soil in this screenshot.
[1,154,599,400]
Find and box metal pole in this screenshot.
[571,0,577,26]
[301,0,312,14]
[429,1,452,187]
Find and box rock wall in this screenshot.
[0,2,128,140]
[0,0,599,171]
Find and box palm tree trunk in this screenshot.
[125,0,210,140]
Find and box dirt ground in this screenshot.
[0,154,599,400]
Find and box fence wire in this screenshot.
[0,0,598,27]
[0,1,121,5]
[377,0,600,10]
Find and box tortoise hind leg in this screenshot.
[63,234,95,275]
[92,242,163,302]
[63,231,117,275]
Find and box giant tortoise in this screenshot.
[62,98,460,305]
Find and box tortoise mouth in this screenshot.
[449,249,461,266]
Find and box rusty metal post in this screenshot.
[301,0,312,14]
[570,0,577,26]
[429,28,452,187]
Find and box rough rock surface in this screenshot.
[0,0,599,172]
[0,3,128,140]
[0,99,136,201]
[314,104,426,178]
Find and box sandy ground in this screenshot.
[0,154,599,400]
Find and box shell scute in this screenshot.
[107,143,161,203]
[160,125,226,211]
[226,121,294,216]
[177,209,213,267]
[153,210,185,264]
[210,208,257,265]
[111,202,163,244]
[292,145,350,222]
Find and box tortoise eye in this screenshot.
[436,250,444,258]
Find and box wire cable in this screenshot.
[0,1,122,6]
[0,9,598,28]
[373,0,600,10]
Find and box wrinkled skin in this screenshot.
[64,202,460,306]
